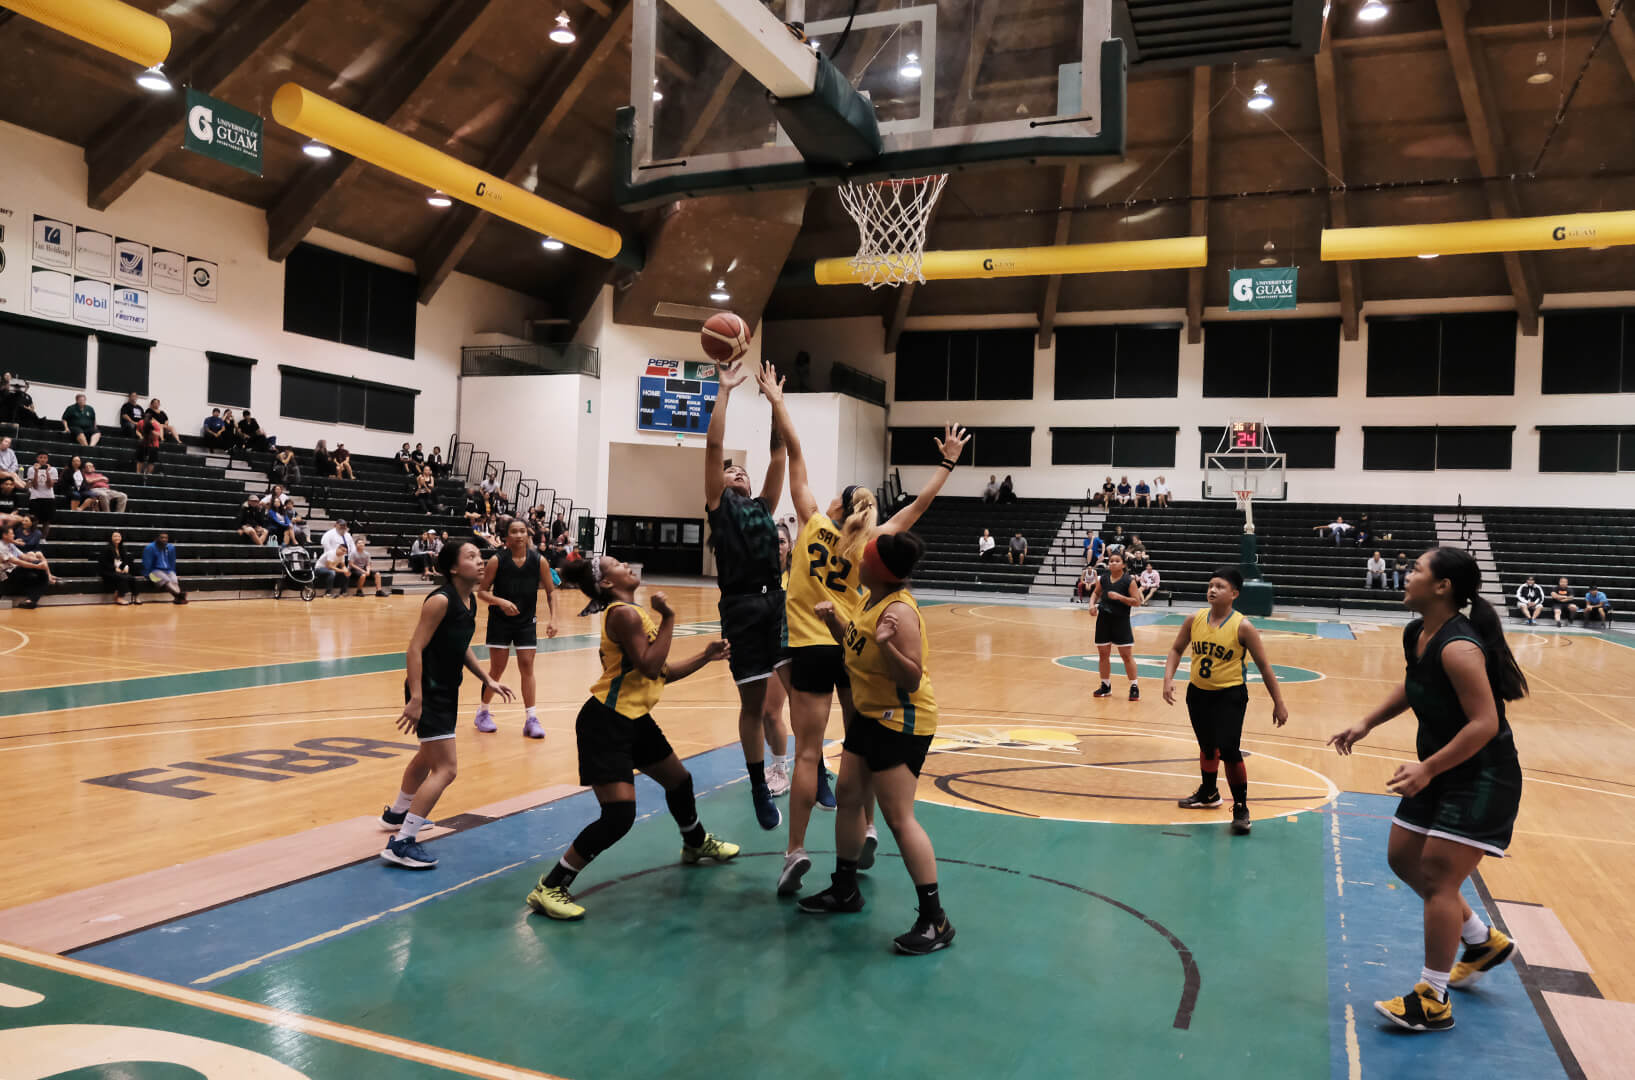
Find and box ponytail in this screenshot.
[1426,546,1529,702]
[836,486,878,563]
[558,555,609,602]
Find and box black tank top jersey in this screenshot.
[491,547,541,621]
[1098,571,1135,623]
[421,584,477,700]
[1402,615,1517,781]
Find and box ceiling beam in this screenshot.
[1593,0,1635,90]
[1185,67,1210,346]
[1314,19,1361,341]
[265,0,502,262]
[680,66,744,156]
[84,0,320,211]
[1436,0,1541,336]
[415,0,633,305]
[948,0,1003,126]
[1038,164,1081,350]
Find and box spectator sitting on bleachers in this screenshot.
[1150,475,1171,508]
[0,377,42,428]
[410,530,437,579]
[1007,531,1028,564]
[415,466,437,513]
[395,443,415,475]
[135,412,164,476]
[1085,529,1104,566]
[1,524,56,607]
[1075,564,1097,603]
[238,497,271,546]
[1355,513,1373,548]
[480,466,500,502]
[1550,578,1578,625]
[473,515,502,550]
[0,477,24,518]
[332,442,355,480]
[76,460,128,512]
[145,398,182,445]
[1106,524,1127,557]
[982,474,999,503]
[202,408,231,450]
[1366,550,1387,589]
[270,445,300,487]
[1314,515,1353,545]
[1134,478,1150,508]
[16,514,43,553]
[1515,576,1545,624]
[427,445,447,477]
[0,435,20,486]
[286,509,311,546]
[237,408,269,452]
[259,484,293,512]
[978,529,996,560]
[61,393,100,446]
[99,530,141,604]
[1092,476,1115,507]
[1116,476,1133,505]
[1138,562,1162,604]
[411,443,425,468]
[463,487,484,524]
[1393,551,1411,590]
[1584,586,1611,627]
[321,519,351,560]
[141,532,186,603]
[118,392,145,437]
[314,542,357,599]
[266,502,295,546]
[998,474,1018,503]
[25,451,57,533]
[350,533,388,597]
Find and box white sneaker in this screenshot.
[766,760,791,796]
[777,849,811,896]
[859,827,879,871]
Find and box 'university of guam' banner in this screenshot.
[184,88,263,177]
[1228,267,1299,311]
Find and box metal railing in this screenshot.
[461,342,600,378]
[830,361,886,406]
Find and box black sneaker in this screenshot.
[894,913,956,955]
[1177,786,1221,809]
[1092,682,1113,698]
[751,782,782,831]
[379,806,407,831]
[797,883,865,914]
[1231,804,1252,835]
[1128,684,1140,701]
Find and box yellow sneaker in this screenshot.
[1374,982,1454,1032]
[1450,927,1514,988]
[526,880,585,920]
[681,833,740,864]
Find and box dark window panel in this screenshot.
[1053,326,1115,399]
[1363,426,1437,470]
[367,264,418,359]
[1538,428,1619,472]
[0,317,89,387]
[889,426,957,466]
[1438,312,1516,395]
[975,329,1034,399]
[1112,428,1177,468]
[1269,318,1340,397]
[893,332,948,401]
[95,339,150,395]
[972,426,1032,467]
[283,244,345,343]
[1052,427,1115,465]
[1436,426,1512,470]
[207,358,252,408]
[1366,318,1440,396]
[1112,326,1179,398]
[1541,310,1624,394]
[366,386,416,433]
[1622,429,1635,472]
[280,371,337,423]
[947,332,978,400]
[1202,322,1270,397]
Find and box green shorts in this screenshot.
[1391,757,1522,856]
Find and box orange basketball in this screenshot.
[701,311,751,364]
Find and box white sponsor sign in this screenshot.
[152,249,185,294]
[75,228,113,278]
[114,238,150,287]
[30,267,71,318]
[72,276,112,327]
[112,286,149,334]
[32,216,72,268]
[186,257,218,303]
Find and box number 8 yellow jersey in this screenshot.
[1188,608,1246,688]
[786,512,861,648]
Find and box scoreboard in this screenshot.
[1229,420,1264,450]
[638,358,720,435]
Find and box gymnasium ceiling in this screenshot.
[1,0,1632,344]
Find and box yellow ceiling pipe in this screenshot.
[270,84,642,268]
[1321,210,1635,261]
[805,235,1207,286]
[4,0,171,68]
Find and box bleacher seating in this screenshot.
[1484,508,1632,623]
[898,497,1074,594]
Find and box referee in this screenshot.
[705,359,787,830]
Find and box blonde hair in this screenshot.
[836,486,878,563]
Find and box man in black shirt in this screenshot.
[119,392,145,436]
[706,358,787,831]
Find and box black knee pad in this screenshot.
[575,800,637,861]
[1218,745,1244,765]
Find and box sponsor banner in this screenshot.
[112,286,149,334]
[1228,266,1299,311]
[186,257,218,303]
[184,88,264,177]
[30,267,71,318]
[72,276,112,327]
[75,227,113,278]
[32,215,72,268]
[152,249,185,294]
[114,238,150,287]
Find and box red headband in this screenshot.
[862,538,904,586]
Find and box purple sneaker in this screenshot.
[474,707,497,733]
[522,715,545,739]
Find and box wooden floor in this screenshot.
[3,591,1634,1006]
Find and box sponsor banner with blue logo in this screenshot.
[72,277,111,328]
[1228,266,1299,311]
[112,286,149,334]
[115,238,150,288]
[32,216,71,269]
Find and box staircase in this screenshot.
[1434,512,1506,609]
[1030,505,1105,598]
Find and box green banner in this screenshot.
[1228,266,1298,311]
[184,88,263,177]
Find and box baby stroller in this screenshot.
[274,544,317,601]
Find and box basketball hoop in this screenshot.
[1235,489,1256,536]
[1233,489,1254,513]
[837,174,948,288]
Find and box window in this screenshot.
[1541,309,1635,394]
[1366,313,1516,396]
[206,351,256,408]
[1053,427,1175,467]
[892,330,1034,401]
[283,243,418,360]
[1051,428,1114,465]
[1054,324,1179,399]
[278,365,419,433]
[1363,426,1512,470]
[889,427,1026,466]
[95,332,153,395]
[889,426,971,467]
[1197,426,1337,469]
[1363,426,1436,470]
[1537,426,1635,473]
[1434,426,1513,469]
[0,311,89,387]
[1202,319,1340,397]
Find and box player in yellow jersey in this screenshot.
[526,554,737,920]
[1161,567,1290,834]
[761,523,794,796]
[798,532,955,955]
[758,363,968,897]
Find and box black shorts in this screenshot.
[485,614,537,651]
[575,697,675,786]
[28,497,54,525]
[1095,612,1133,647]
[404,680,458,742]
[843,714,934,778]
[1392,757,1523,856]
[718,588,788,684]
[1185,683,1248,755]
[788,644,851,695]
[135,444,160,463]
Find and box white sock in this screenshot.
[395,812,427,841]
[865,825,878,840]
[526,706,537,720]
[475,704,490,718]
[390,791,414,814]
[1420,967,1450,1000]
[772,753,786,770]
[1461,912,1489,945]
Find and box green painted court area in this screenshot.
[196,801,1327,1079]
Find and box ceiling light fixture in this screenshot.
[1527,51,1554,85]
[710,279,730,302]
[550,12,576,45]
[426,191,452,208]
[136,63,172,93]
[301,139,333,160]
[900,52,922,80]
[1358,0,1388,23]
[1417,253,1439,259]
[1259,240,1278,266]
[1247,81,1273,111]
[652,79,663,103]
[542,237,565,251]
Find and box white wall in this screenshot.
[457,371,596,507]
[764,293,1635,508]
[0,119,544,458]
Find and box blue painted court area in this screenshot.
[1324,792,1565,1079]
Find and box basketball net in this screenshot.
[1235,489,1256,535]
[837,174,948,289]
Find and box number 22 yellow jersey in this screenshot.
[786,512,862,648]
[1188,608,1246,689]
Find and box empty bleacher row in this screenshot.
[1484,508,1632,623]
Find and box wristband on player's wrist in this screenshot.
[939,458,956,471]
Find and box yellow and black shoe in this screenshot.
[526,880,586,920]
[681,833,741,864]
[1374,982,1454,1032]
[1450,927,1515,988]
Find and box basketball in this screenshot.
[701,311,751,364]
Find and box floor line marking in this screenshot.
[1521,663,1635,735]
[929,742,1332,793]
[0,625,29,656]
